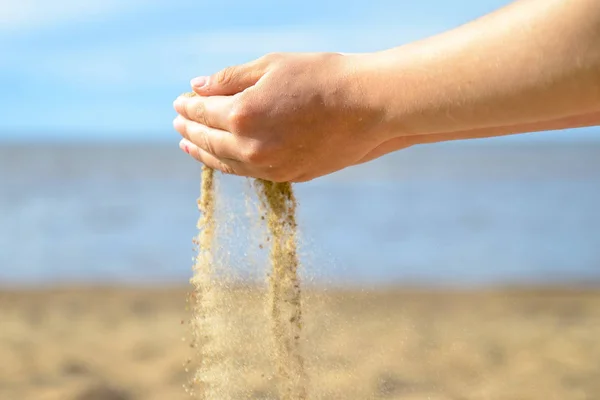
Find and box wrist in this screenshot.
[345,48,439,143]
[338,52,405,145]
[347,3,600,143]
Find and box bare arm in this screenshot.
[360,0,600,141]
[358,111,600,164]
[173,0,600,182]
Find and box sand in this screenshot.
[189,168,307,399]
[189,166,233,399]
[255,180,307,399]
[1,286,599,400]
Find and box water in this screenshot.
[1,141,599,287]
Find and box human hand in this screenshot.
[174,0,600,182]
[173,52,392,182]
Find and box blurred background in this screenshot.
[1,0,599,399]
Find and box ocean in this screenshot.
[1,141,599,288]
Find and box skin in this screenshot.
[173,0,600,182]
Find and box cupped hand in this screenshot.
[173,52,393,182]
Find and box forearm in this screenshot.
[357,0,600,140]
[357,110,600,164]
[431,110,600,142]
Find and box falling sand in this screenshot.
[188,166,232,398]
[255,180,307,400]
[184,91,306,399]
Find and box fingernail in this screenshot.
[179,139,190,154]
[191,76,208,89]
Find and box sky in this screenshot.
[0,0,597,143]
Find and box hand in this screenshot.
[173,0,600,181]
[173,52,391,182]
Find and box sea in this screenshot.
[1,140,599,288]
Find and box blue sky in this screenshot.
[0,0,597,142]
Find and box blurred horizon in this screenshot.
[2,140,599,289]
[1,126,599,144]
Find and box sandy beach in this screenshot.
[1,286,599,400]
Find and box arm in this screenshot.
[173,0,600,182]
[360,0,600,140]
[357,111,600,164]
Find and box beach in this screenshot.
[1,286,599,400]
[1,141,599,399]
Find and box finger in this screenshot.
[179,139,251,177]
[191,58,267,96]
[173,115,241,160]
[173,94,235,132]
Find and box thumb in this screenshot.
[191,60,265,96]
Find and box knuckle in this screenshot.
[227,110,244,131]
[190,101,208,125]
[186,125,216,156]
[240,142,264,164]
[228,100,255,133]
[214,66,236,87]
[242,140,279,165]
[201,132,216,156]
[263,52,283,62]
